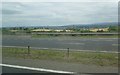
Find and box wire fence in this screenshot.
[2,46,119,54]
[2,45,119,66]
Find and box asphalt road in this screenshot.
[1,66,118,75]
[2,66,73,75]
[2,66,118,75]
[2,57,118,73]
[2,66,45,73]
[2,35,118,51]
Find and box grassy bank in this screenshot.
[2,47,118,67]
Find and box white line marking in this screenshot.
[63,43,85,45]
[0,64,74,74]
[105,40,113,41]
[112,44,119,46]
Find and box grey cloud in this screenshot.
[2,2,26,15]
[2,2,118,27]
[2,9,22,15]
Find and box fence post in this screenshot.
[28,46,30,55]
[67,48,69,59]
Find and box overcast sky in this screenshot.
[2,2,118,27]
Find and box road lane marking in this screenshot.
[105,40,113,41]
[112,44,120,46]
[63,43,85,45]
[0,64,74,74]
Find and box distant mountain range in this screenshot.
[31,22,118,29]
[3,22,118,29]
[58,22,118,29]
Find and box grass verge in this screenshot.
[2,47,118,67]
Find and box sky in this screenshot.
[1,1,118,27]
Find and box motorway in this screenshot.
[1,35,119,75]
[2,67,73,75]
[1,67,118,75]
[2,66,46,73]
[2,35,118,52]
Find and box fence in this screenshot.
[3,46,119,54]
[2,46,118,66]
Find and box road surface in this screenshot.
[2,35,118,51]
[2,66,73,75]
[1,66,118,75]
[2,57,118,74]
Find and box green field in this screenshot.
[2,47,119,67]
